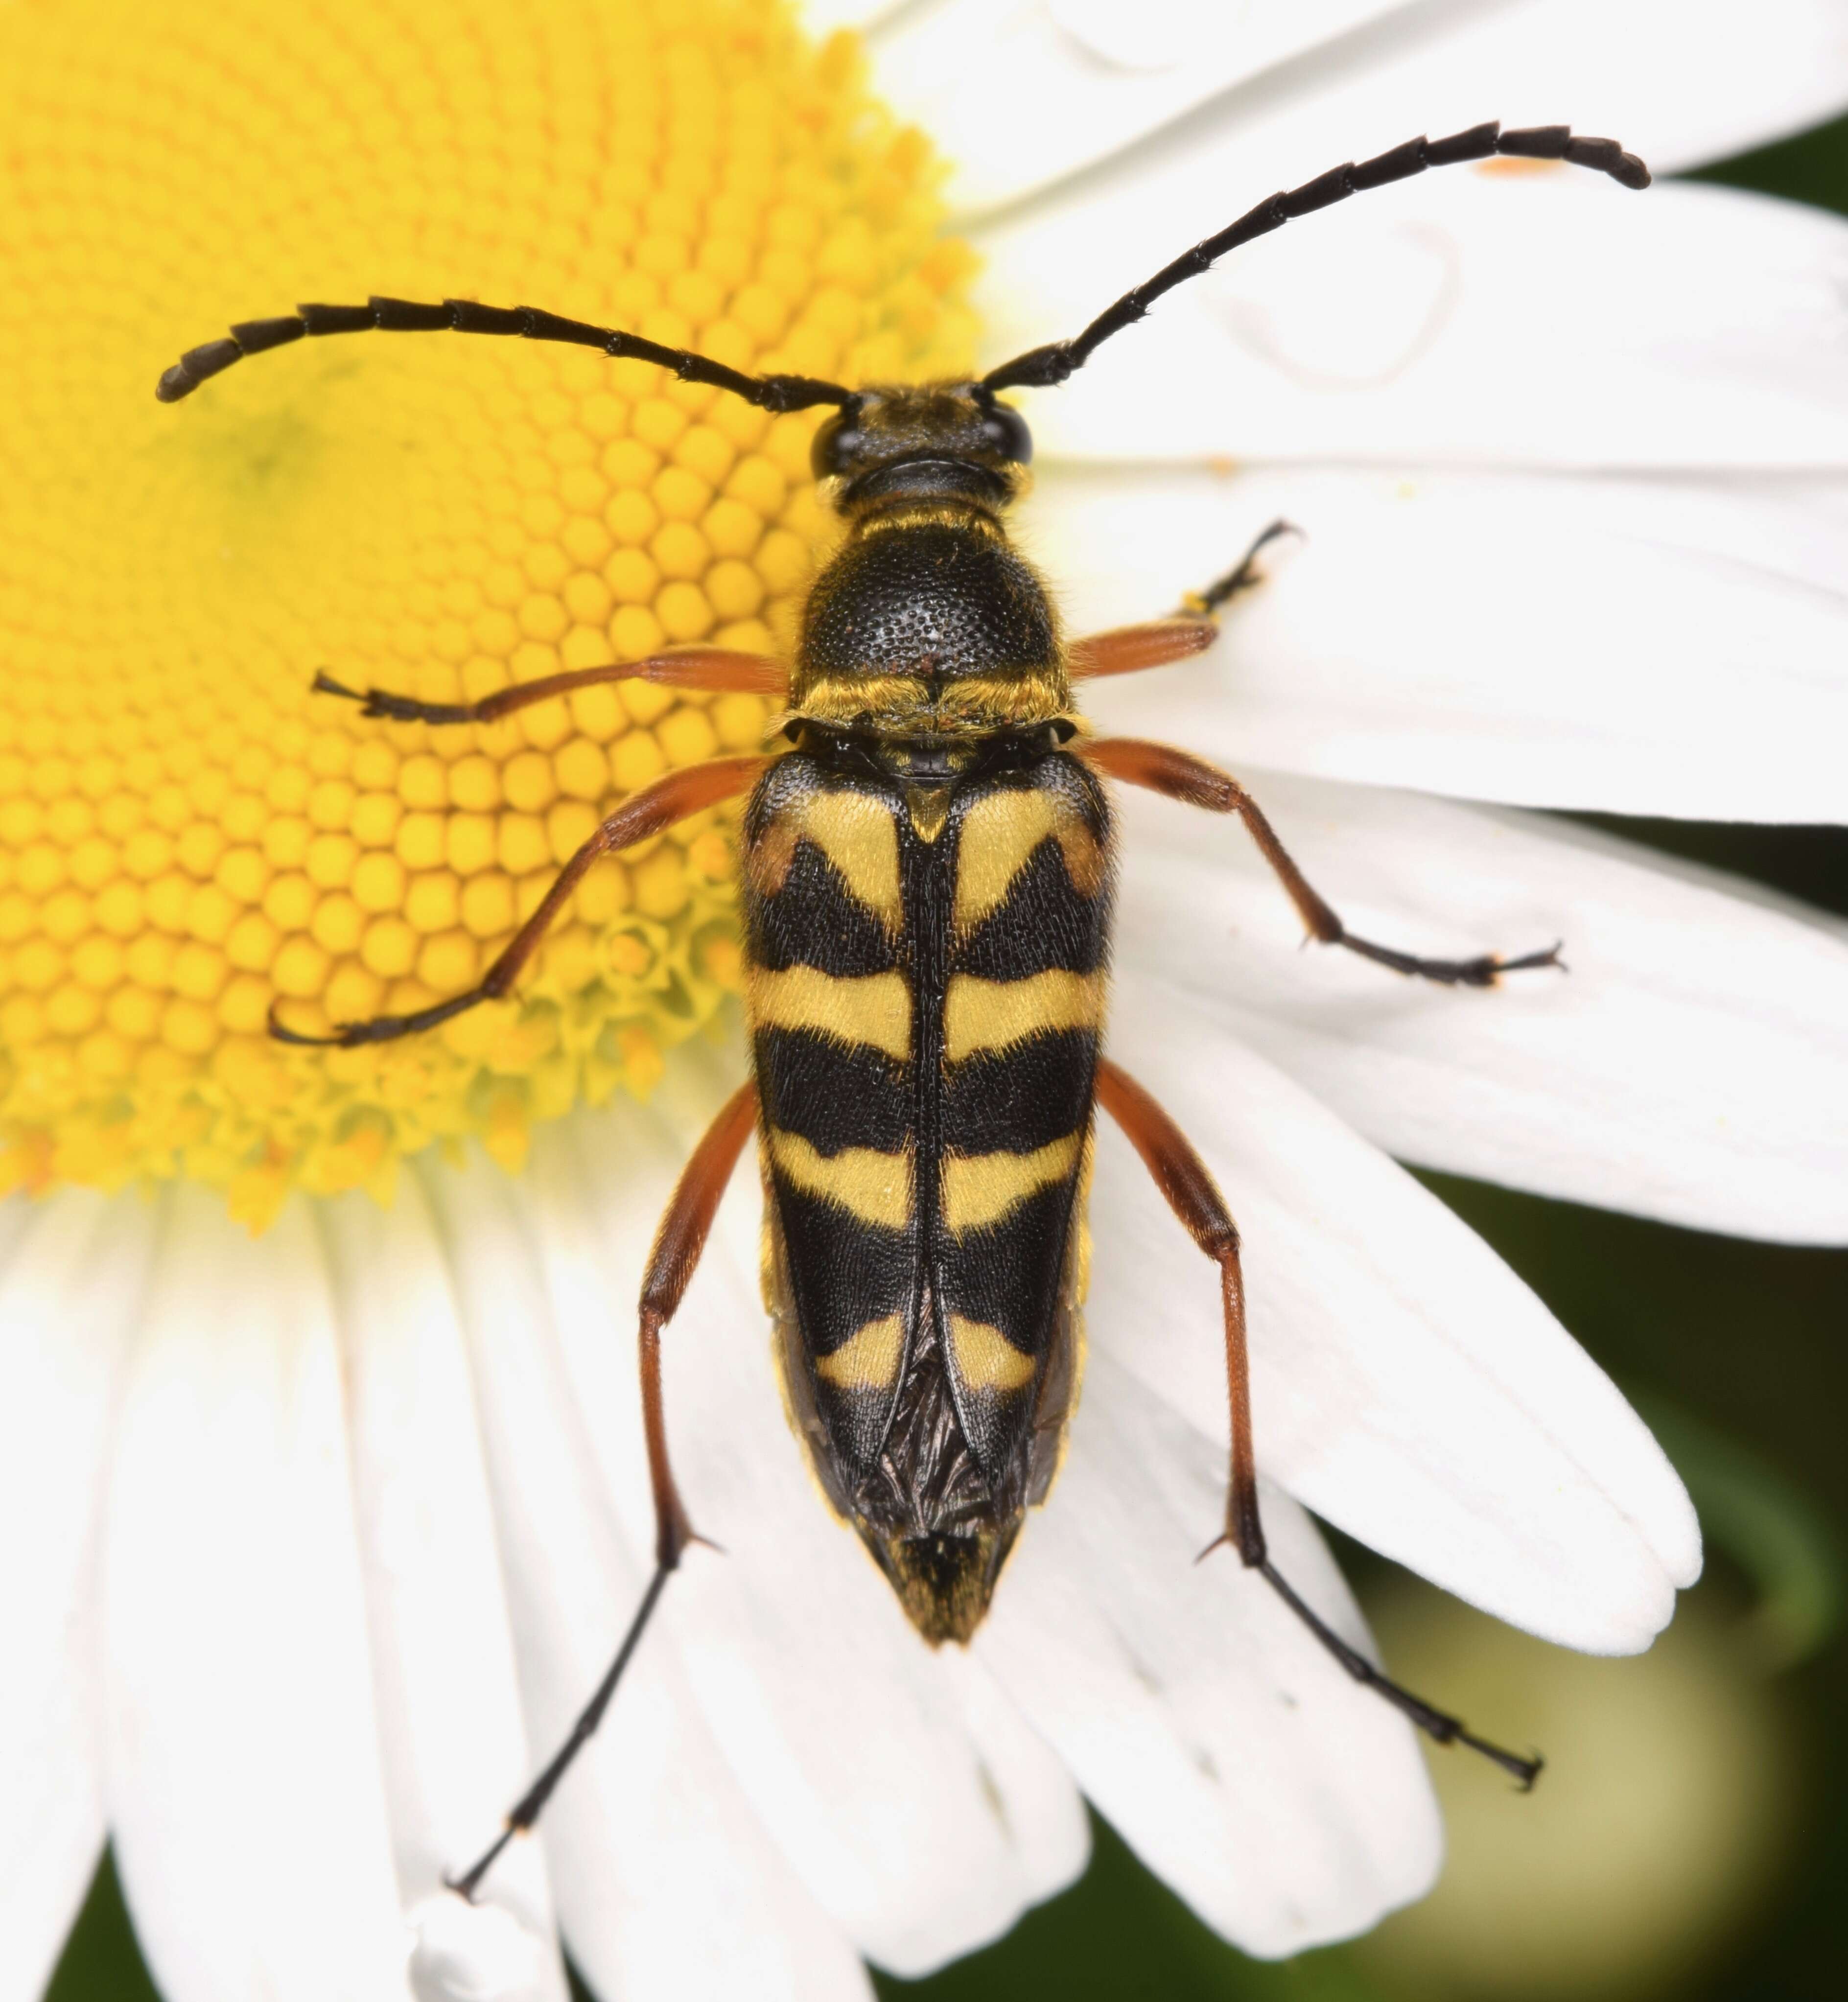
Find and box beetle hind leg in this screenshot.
[1258,1560,1543,1788]
[446,1079,759,1901]
[1338,931,1564,987]
[1096,1057,1541,1788]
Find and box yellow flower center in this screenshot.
[0,0,975,1227]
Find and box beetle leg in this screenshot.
[1094,1058,1541,1787]
[1067,618,1219,681]
[270,752,768,1046]
[634,1079,760,1572]
[309,646,785,724]
[1083,737,1563,987]
[448,1078,759,1901]
[1067,519,1299,682]
[1093,1063,1261,1564]
[1176,516,1302,618]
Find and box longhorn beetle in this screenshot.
[158,119,1650,1898]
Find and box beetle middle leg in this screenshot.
[1084,737,1562,987]
[1094,1058,1540,1786]
[448,1077,759,1900]
[269,752,768,1046]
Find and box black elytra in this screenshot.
[159,119,1638,1897]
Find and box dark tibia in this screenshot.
[445,1564,674,1903]
[268,989,485,1047]
[1338,935,1564,986]
[311,672,473,726]
[1257,1561,1542,1789]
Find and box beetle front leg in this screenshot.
[1067,519,1300,682]
[310,645,786,724]
[1083,737,1563,988]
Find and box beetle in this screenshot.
[156,117,1650,1897]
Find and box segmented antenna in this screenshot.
[983,120,1649,394]
[155,296,856,413]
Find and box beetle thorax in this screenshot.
[788,508,1071,735]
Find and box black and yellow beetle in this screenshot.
[156,118,1650,1896]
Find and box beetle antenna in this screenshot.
[155,296,856,413]
[982,120,1649,394]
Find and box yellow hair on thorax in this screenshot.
[786,673,1075,738]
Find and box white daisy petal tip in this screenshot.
[407,1893,553,2002]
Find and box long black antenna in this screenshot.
[155,295,856,413]
[983,120,1649,394]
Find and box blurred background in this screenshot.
[45,109,1848,2002]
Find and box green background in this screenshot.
[46,116,1848,2002]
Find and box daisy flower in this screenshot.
[5,2,1848,1999]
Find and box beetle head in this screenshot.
[810,383,1031,513]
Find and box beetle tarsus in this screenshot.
[1180,518,1304,619]
[1257,1559,1543,1787]
[1337,932,1566,986]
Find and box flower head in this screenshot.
[0,0,973,1223]
[7,4,1848,2002]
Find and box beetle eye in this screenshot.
[980,399,1032,466]
[810,399,865,479]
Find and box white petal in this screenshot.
[977,1351,1443,1957]
[417,1154,873,2002]
[872,0,1404,213]
[0,1188,151,2001]
[933,0,1848,218]
[795,0,911,30]
[1110,774,1848,1242]
[1036,465,1848,821]
[101,1188,412,2002]
[405,1895,555,2002]
[318,1186,569,2002]
[1095,980,1700,1651]
[990,181,1848,473]
[520,1056,1089,1977]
